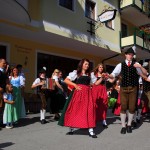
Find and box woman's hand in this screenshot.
[74,84,82,90]
[134,63,141,68]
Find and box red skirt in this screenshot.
[64,84,96,128]
[142,98,149,114]
[114,93,121,116]
[92,84,108,121]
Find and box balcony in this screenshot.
[120,0,150,26]
[120,28,150,59]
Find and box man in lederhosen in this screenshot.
[108,47,147,134]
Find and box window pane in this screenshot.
[85,0,95,20]
[59,0,73,10]
[121,23,128,38]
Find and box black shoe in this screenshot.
[66,131,74,135]
[41,119,48,124]
[126,126,132,133]
[103,124,108,129]
[89,133,97,138]
[132,122,137,127]
[54,116,60,121]
[120,127,126,134]
[136,119,140,123]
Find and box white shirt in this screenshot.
[32,78,41,85]
[52,75,59,82]
[111,60,142,78]
[0,68,4,72]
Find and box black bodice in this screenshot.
[97,77,105,85]
[76,76,91,85]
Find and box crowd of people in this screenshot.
[0,47,150,139]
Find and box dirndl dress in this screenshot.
[3,93,18,124]
[92,82,108,121]
[58,75,96,128]
[114,93,121,116]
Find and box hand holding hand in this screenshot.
[134,63,141,68]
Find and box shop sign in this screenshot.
[98,9,117,23]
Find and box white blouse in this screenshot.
[90,72,97,84]
[32,78,41,85]
[67,70,96,84]
[52,75,59,82]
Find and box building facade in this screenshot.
[0,0,150,94]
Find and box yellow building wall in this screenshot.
[0,35,103,93]
[28,0,121,53]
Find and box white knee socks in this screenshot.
[40,109,46,120]
[88,128,94,135]
[127,113,134,126]
[120,113,126,127]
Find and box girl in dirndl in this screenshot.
[58,58,97,138]
[91,63,108,128]
[3,84,17,128]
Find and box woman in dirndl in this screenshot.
[9,67,26,121]
[91,63,108,128]
[58,58,97,138]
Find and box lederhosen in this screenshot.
[120,61,139,114]
[142,74,150,109]
[37,78,50,110]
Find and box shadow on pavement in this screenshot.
[0,142,15,150]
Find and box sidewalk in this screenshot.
[0,112,150,150]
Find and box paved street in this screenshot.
[0,112,150,150]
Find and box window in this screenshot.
[85,0,96,20]
[121,23,128,38]
[105,20,114,30]
[59,0,74,11]
[0,45,7,59]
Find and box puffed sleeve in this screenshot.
[20,75,25,86]
[32,78,40,85]
[3,93,7,99]
[90,72,97,84]
[67,70,77,81]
